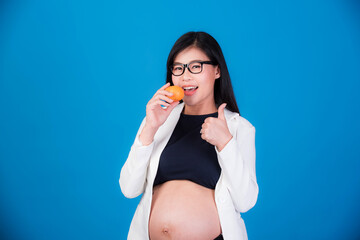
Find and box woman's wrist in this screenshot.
[139,124,159,146]
[216,134,233,152]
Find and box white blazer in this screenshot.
[119,103,258,240]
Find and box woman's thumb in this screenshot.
[218,103,227,120]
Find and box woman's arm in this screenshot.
[119,117,155,199]
[216,119,258,213]
[119,83,180,199]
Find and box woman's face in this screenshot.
[172,46,220,111]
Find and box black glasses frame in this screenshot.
[169,61,215,76]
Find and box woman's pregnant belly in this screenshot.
[149,180,221,240]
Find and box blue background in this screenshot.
[1,0,360,239]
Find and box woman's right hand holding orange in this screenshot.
[139,83,179,145]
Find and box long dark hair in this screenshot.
[166,31,240,115]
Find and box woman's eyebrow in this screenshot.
[173,60,204,64]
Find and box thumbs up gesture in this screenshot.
[200,103,233,152]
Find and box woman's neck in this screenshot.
[183,103,217,115]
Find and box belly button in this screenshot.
[162,227,170,235]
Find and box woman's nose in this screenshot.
[182,67,192,81]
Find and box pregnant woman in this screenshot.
[119,31,259,240]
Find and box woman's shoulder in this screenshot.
[237,115,255,129]
[224,108,255,130]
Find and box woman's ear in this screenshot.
[215,65,221,79]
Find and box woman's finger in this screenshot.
[147,97,169,108]
[156,90,174,97]
[165,101,180,112]
[159,82,171,91]
[154,100,170,107]
[155,94,174,104]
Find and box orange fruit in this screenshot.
[165,86,184,101]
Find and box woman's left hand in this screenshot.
[201,103,233,152]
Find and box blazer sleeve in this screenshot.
[119,117,155,199]
[215,117,258,213]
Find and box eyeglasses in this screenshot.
[169,61,215,76]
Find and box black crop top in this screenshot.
[153,111,221,189]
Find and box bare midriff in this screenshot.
[149,180,221,240]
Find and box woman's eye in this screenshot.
[192,64,201,69]
[174,66,183,71]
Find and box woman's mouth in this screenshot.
[183,86,198,96]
